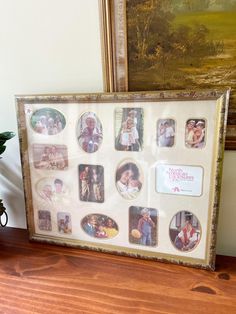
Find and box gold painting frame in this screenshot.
[16,89,229,270]
[99,0,236,149]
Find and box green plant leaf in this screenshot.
[0,145,6,155]
[0,132,15,141]
[0,132,15,156]
[0,139,7,145]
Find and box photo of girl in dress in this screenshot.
[115,108,143,151]
[185,119,206,148]
[31,108,66,135]
[169,211,201,252]
[77,112,103,153]
[129,206,158,247]
[157,119,175,147]
[33,144,68,170]
[81,214,118,239]
[36,177,69,204]
[38,210,52,231]
[57,212,72,234]
[115,161,142,200]
[78,165,104,203]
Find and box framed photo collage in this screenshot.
[16,90,229,269]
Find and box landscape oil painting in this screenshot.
[127,0,236,100]
[100,0,235,147]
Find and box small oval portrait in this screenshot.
[31,108,66,135]
[36,177,69,203]
[116,160,143,200]
[169,211,201,252]
[77,112,103,153]
[185,119,206,148]
[81,214,119,239]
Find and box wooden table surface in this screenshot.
[0,227,235,314]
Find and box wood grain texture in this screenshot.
[0,228,235,314]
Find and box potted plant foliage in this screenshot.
[0,131,15,227]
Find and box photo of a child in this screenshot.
[129,206,158,247]
[81,214,118,239]
[77,112,103,153]
[57,212,72,234]
[115,108,143,151]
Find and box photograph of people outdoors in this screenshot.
[185,119,206,148]
[115,160,142,200]
[79,165,104,203]
[129,206,158,247]
[31,108,66,135]
[126,0,236,110]
[115,108,143,151]
[169,211,201,252]
[77,112,103,153]
[81,214,119,239]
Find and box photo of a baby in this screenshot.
[115,161,142,200]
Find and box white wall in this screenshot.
[0,0,235,257]
[0,0,103,228]
[217,151,236,256]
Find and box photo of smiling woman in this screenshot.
[115,161,143,200]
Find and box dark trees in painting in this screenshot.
[127,0,224,88]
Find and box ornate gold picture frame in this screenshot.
[16,89,229,270]
[99,0,236,149]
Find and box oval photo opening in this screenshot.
[81,214,118,239]
[169,211,201,252]
[77,112,103,153]
[36,177,69,203]
[116,160,143,200]
[31,108,66,135]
